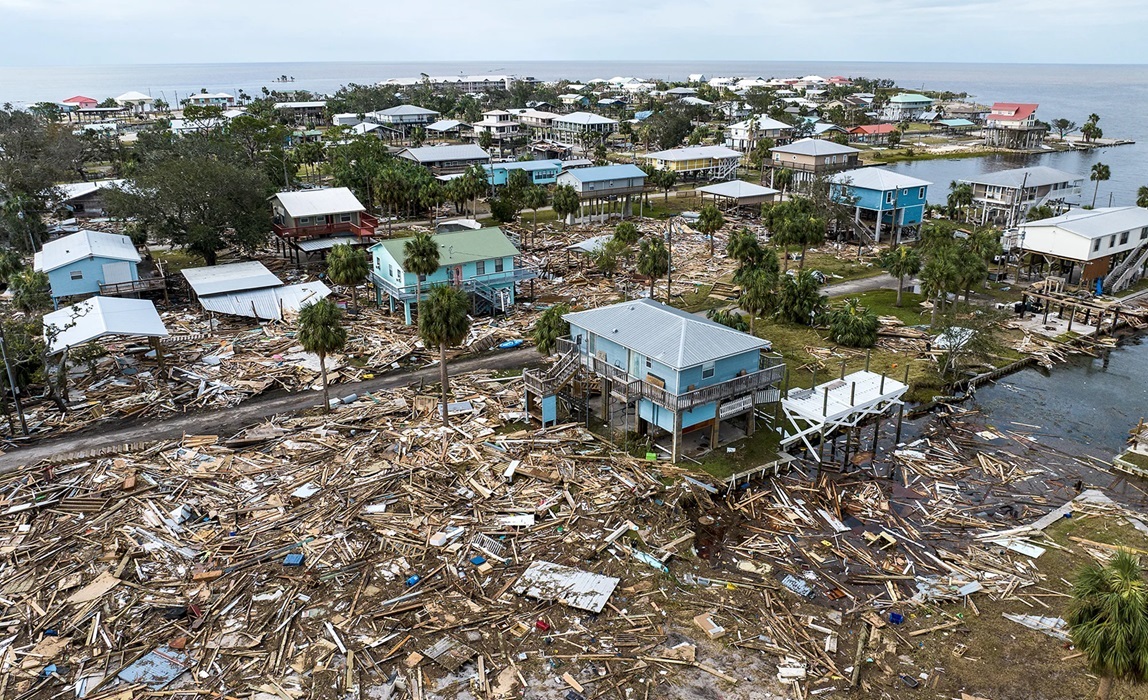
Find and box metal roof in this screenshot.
[644,145,742,161]
[770,138,860,157]
[274,101,327,109]
[115,91,152,103]
[830,167,932,191]
[889,93,933,103]
[34,230,140,274]
[729,115,793,132]
[961,166,1082,189]
[272,187,365,218]
[295,235,360,252]
[43,296,167,355]
[1019,207,1148,240]
[485,159,563,173]
[563,298,770,371]
[512,561,619,613]
[197,281,331,321]
[558,164,646,183]
[565,234,612,254]
[426,119,463,132]
[56,179,127,202]
[375,104,439,117]
[371,227,520,268]
[555,112,618,126]
[399,144,491,163]
[695,180,779,199]
[182,261,282,297]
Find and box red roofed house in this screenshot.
[983,102,1046,149]
[62,96,98,109]
[847,123,898,144]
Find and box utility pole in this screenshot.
[0,324,28,436]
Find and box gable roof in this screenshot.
[564,298,770,371]
[375,104,440,117]
[182,261,283,297]
[889,93,933,104]
[485,159,563,173]
[848,124,897,135]
[115,91,153,103]
[399,144,490,163]
[831,167,932,191]
[556,112,618,126]
[56,179,127,202]
[272,187,365,218]
[61,95,97,106]
[43,296,168,355]
[371,227,520,268]
[987,103,1038,121]
[695,180,779,199]
[962,166,1082,189]
[729,115,792,132]
[559,164,647,183]
[34,230,140,273]
[770,138,860,157]
[426,119,464,132]
[644,145,742,161]
[1018,207,1148,240]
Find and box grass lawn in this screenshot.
[1114,277,1148,297]
[151,248,203,274]
[900,512,1148,700]
[800,250,884,282]
[695,426,782,480]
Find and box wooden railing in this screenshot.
[273,212,378,239]
[99,277,168,296]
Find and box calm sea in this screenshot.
[0,60,1142,206]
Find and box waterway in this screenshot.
[971,334,1148,457]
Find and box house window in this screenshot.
[340,213,351,223]
[1120,231,1129,245]
[1140,227,1148,240]
[476,260,486,275]
[1093,239,1102,252]
[1109,235,1116,248]
[495,258,505,273]
[645,357,652,368]
[701,362,715,379]
[885,191,894,205]
[918,187,925,199]
[299,217,310,225]
[419,273,427,282]
[70,270,83,280]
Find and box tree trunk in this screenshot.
[749,312,755,334]
[1092,180,1100,208]
[664,189,669,203]
[1096,674,1113,700]
[439,343,449,427]
[319,352,330,413]
[781,247,789,273]
[895,273,904,307]
[350,284,358,311]
[649,276,655,300]
[798,243,808,270]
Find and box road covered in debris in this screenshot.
[2,355,1145,699]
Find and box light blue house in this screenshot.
[522,299,785,461]
[369,227,535,325]
[831,167,932,243]
[484,160,563,187]
[33,229,141,304]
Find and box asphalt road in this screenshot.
[0,346,540,472]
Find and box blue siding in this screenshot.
[370,248,517,298]
[835,183,929,228]
[485,161,562,187]
[48,257,139,298]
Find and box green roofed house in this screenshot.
[880,93,934,122]
[369,227,536,324]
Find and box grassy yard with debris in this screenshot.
[892,513,1148,700]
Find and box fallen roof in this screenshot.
[563,298,770,370]
[197,281,331,321]
[273,187,365,218]
[182,261,283,297]
[43,296,167,354]
[512,561,619,613]
[695,180,780,200]
[34,230,140,273]
[372,227,520,268]
[831,167,932,191]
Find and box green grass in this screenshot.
[695,427,782,479]
[863,147,1015,164]
[849,289,929,325]
[800,250,884,282]
[1114,277,1148,298]
[151,248,203,274]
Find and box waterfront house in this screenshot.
[369,227,534,325]
[830,167,931,243]
[640,145,742,182]
[33,229,141,303]
[960,166,1083,227]
[983,103,1046,149]
[115,91,154,113]
[846,123,898,144]
[555,164,647,220]
[273,101,327,126]
[61,96,98,110]
[727,115,794,152]
[187,92,236,107]
[397,144,491,175]
[485,160,564,187]
[1016,207,1148,293]
[522,299,784,461]
[269,188,378,259]
[551,112,618,145]
[881,93,934,122]
[768,138,860,189]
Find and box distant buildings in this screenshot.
[983,103,1046,149]
[368,105,441,134]
[846,123,898,145]
[115,91,154,113]
[187,92,236,107]
[960,166,1083,227]
[471,110,521,141]
[551,112,618,145]
[274,101,327,126]
[379,75,535,94]
[727,116,794,152]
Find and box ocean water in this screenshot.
[0,60,1142,204]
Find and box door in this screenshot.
[102,261,133,286]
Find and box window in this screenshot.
[70,270,83,280]
[476,260,486,275]
[918,187,926,199]
[1120,231,1129,245]
[1109,235,1116,248]
[340,213,351,223]
[1093,238,1102,252]
[1141,227,1148,240]
[645,357,652,368]
[299,217,310,225]
[885,191,894,205]
[388,265,394,278]
[418,273,427,282]
[495,258,505,273]
[701,362,715,379]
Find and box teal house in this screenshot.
[369,227,535,325]
[523,299,785,461]
[830,167,931,243]
[484,160,563,187]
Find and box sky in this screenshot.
[2,0,1147,66]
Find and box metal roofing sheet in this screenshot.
[645,145,742,161]
[372,227,520,268]
[43,296,167,354]
[35,230,140,273]
[273,187,365,218]
[513,561,619,613]
[962,166,1082,189]
[770,138,860,157]
[695,180,779,199]
[295,236,360,252]
[559,164,646,183]
[831,167,932,191]
[563,298,770,370]
[198,281,330,321]
[399,144,491,163]
[555,112,618,125]
[1019,207,1148,240]
[182,261,282,297]
[57,179,127,202]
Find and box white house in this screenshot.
[881,93,934,122]
[727,116,794,152]
[1017,207,1148,292]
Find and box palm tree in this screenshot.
[1090,162,1111,208]
[403,232,440,315]
[1138,186,1148,209]
[297,299,347,413]
[551,184,580,229]
[739,264,777,334]
[418,285,472,426]
[613,221,640,246]
[776,270,824,326]
[9,269,50,313]
[637,236,669,301]
[919,249,959,326]
[792,213,826,270]
[326,244,369,310]
[829,298,879,348]
[877,245,922,307]
[947,181,974,222]
[523,187,548,243]
[1066,551,1148,700]
[696,204,725,257]
[532,304,570,355]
